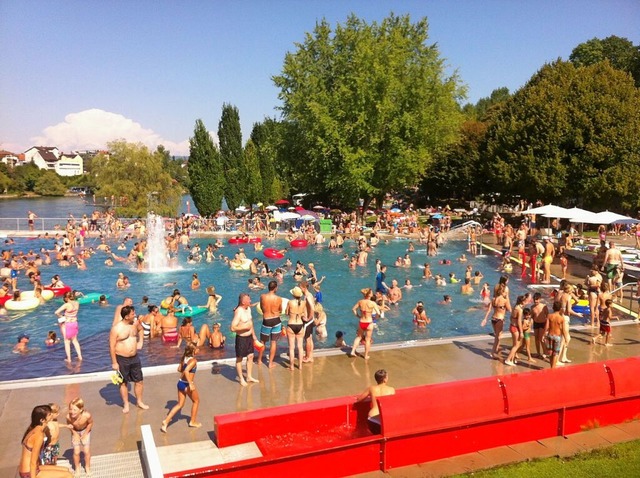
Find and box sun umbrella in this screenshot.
[527,204,569,216]
[567,209,601,224]
[301,214,316,221]
[312,205,325,210]
[275,199,289,205]
[594,211,640,225]
[390,208,401,213]
[265,205,278,211]
[279,212,300,220]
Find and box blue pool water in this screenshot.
[0,235,530,381]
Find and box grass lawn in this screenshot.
[456,440,640,477]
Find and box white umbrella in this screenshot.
[300,214,316,221]
[312,205,325,210]
[265,205,278,211]
[279,212,300,220]
[527,204,569,216]
[568,209,601,224]
[544,206,592,219]
[594,211,640,225]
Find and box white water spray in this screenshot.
[145,213,171,272]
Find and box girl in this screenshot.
[66,397,93,477]
[191,273,200,290]
[203,286,222,313]
[176,317,196,348]
[481,283,511,359]
[349,288,381,360]
[55,291,82,362]
[18,405,72,478]
[314,302,328,339]
[504,295,526,366]
[161,342,201,432]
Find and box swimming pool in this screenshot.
[0,235,530,381]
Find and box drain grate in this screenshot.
[58,451,144,478]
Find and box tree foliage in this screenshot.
[218,103,245,211]
[34,170,67,196]
[570,35,640,87]
[273,13,465,211]
[250,120,281,204]
[481,60,640,211]
[243,139,262,209]
[188,119,223,216]
[92,141,182,217]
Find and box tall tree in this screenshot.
[243,139,262,210]
[92,141,182,217]
[250,119,280,204]
[188,119,223,216]
[570,35,640,86]
[481,60,640,211]
[218,103,244,211]
[273,13,465,213]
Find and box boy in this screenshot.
[592,299,615,346]
[67,397,93,476]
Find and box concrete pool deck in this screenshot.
[1,234,640,477]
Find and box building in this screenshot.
[0,150,24,167]
[23,146,84,176]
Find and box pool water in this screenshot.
[0,236,530,381]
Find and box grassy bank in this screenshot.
[457,439,640,477]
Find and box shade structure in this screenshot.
[594,211,640,225]
[567,209,601,224]
[526,204,569,216]
[544,206,592,219]
[312,205,326,210]
[278,212,300,220]
[300,214,316,221]
[265,205,278,211]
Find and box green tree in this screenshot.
[273,13,465,213]
[92,141,182,217]
[243,139,262,210]
[34,171,67,196]
[423,120,488,201]
[250,119,282,204]
[188,119,223,216]
[0,170,12,194]
[218,103,245,211]
[481,60,640,211]
[570,35,640,86]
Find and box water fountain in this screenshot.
[145,212,171,272]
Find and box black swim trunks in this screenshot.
[116,354,143,383]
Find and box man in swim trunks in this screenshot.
[546,302,565,369]
[231,293,259,386]
[531,293,549,358]
[355,369,396,434]
[109,305,149,413]
[258,280,283,369]
[602,241,623,291]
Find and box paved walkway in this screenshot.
[1,234,639,477]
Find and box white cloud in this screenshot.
[30,109,195,156]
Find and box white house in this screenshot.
[55,153,83,176]
[23,146,83,176]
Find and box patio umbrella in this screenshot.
[390,208,401,213]
[312,205,325,210]
[265,205,278,211]
[594,211,640,225]
[275,199,289,205]
[279,212,301,220]
[527,204,569,216]
[300,214,316,221]
[543,206,591,219]
[567,209,601,224]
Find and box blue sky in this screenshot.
[1,0,638,156]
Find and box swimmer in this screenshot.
[412,302,430,327]
[13,334,30,353]
[449,272,460,283]
[458,254,467,262]
[435,274,446,286]
[45,330,60,347]
[334,330,346,348]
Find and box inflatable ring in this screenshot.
[230,258,252,271]
[5,297,40,311]
[21,290,53,302]
[249,237,262,244]
[44,285,72,297]
[76,292,109,305]
[573,299,590,315]
[263,248,285,260]
[229,237,249,245]
[0,296,10,306]
[290,239,308,248]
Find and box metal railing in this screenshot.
[612,282,639,317]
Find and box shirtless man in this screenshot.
[230,293,259,386]
[299,281,316,363]
[531,293,549,358]
[460,278,474,295]
[546,302,565,368]
[387,279,402,304]
[603,241,623,291]
[258,280,283,368]
[356,369,396,434]
[109,305,148,412]
[542,237,555,284]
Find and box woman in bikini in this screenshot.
[18,404,72,478]
[481,283,511,359]
[160,306,179,344]
[161,342,201,432]
[55,291,82,362]
[349,288,381,360]
[286,287,306,370]
[504,295,526,366]
[585,267,603,327]
[203,286,222,313]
